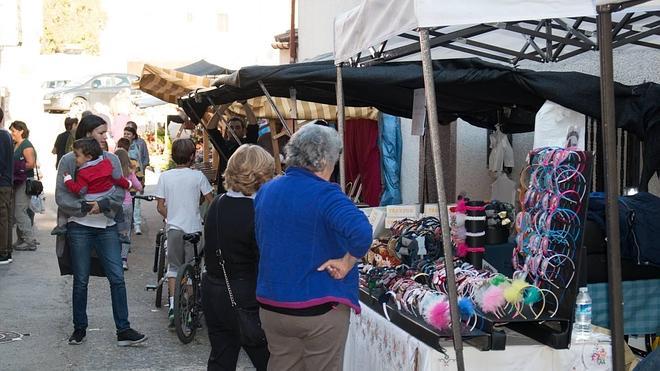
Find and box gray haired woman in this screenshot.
[254,124,372,371]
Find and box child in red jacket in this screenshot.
[64,138,131,198]
[51,138,131,236]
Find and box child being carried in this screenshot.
[51,138,132,235]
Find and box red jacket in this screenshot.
[64,158,130,195]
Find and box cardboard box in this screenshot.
[360,207,387,238]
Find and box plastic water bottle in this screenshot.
[574,287,592,341]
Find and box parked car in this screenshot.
[41,79,70,92]
[43,73,140,116]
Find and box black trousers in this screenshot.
[201,274,269,371]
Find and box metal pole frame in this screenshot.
[598,2,651,369]
[258,80,293,136]
[597,3,638,369]
[336,65,347,192]
[418,28,465,371]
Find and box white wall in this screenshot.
[298,0,361,61]
[399,118,420,204]
[455,120,490,200]
[102,0,289,69]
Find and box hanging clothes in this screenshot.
[488,127,514,173]
[344,119,382,207]
[379,114,402,206]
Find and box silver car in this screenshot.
[43,73,140,116]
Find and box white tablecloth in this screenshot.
[344,305,613,371]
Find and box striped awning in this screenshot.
[226,96,378,121]
[137,64,217,104]
[138,63,378,121]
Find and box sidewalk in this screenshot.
[0,181,254,370]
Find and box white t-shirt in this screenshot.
[155,167,213,233]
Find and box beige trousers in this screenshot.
[259,304,350,371]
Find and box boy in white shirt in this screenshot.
[155,138,214,327]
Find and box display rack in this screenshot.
[477,150,593,349]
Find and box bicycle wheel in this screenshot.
[174,263,197,344]
[154,238,167,308]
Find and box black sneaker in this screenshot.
[117,328,147,346]
[68,329,86,345]
[0,255,12,265]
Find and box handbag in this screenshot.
[25,166,44,196]
[215,195,267,347]
[13,159,27,186]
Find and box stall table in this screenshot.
[344,305,616,371]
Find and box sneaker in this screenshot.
[0,255,12,265]
[14,241,37,251]
[122,260,128,271]
[134,225,142,235]
[167,307,176,330]
[117,328,147,346]
[51,225,68,236]
[68,329,86,345]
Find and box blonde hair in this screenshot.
[223,144,275,196]
[114,148,132,177]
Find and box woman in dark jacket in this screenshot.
[202,144,274,371]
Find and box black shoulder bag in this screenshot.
[215,195,267,347]
[25,166,44,196]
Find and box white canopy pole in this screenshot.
[419,27,465,371]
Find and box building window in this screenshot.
[216,13,228,32]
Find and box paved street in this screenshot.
[0,113,253,370]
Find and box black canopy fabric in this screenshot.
[176,59,234,76]
[180,58,660,139]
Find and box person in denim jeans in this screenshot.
[55,114,147,346]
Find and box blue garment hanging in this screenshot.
[378,113,402,206]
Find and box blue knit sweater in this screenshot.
[254,167,372,313]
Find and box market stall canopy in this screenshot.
[180,58,660,138]
[333,0,660,65]
[138,60,377,121]
[223,96,378,122]
[137,60,232,104]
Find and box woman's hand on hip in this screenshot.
[317,253,359,280]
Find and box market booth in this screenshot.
[332,1,660,370]
[179,57,660,370]
[176,2,660,369]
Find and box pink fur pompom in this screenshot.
[457,243,469,257]
[426,300,451,330]
[455,199,467,213]
[481,286,506,314]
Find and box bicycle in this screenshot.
[173,232,203,344]
[135,195,168,309]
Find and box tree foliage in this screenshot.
[41,0,107,55]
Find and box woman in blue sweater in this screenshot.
[255,123,372,371]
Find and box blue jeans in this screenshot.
[67,222,130,331]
